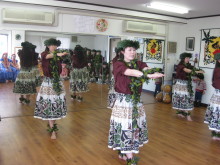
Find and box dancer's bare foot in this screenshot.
[212,136,220,141]
[119,155,127,161]
[177,114,185,118]
[187,115,193,121]
[51,131,56,140]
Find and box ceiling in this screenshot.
[55,0,220,19]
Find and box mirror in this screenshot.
[0,30,163,119]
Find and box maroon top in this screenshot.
[175,64,188,80]
[71,55,88,69]
[212,67,220,89]
[41,51,62,78]
[113,60,148,94]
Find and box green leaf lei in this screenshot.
[184,63,202,96]
[50,49,69,95]
[123,59,162,129]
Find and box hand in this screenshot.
[196,70,205,74]
[203,91,206,94]
[147,72,164,79]
[143,67,151,71]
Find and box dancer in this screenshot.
[204,53,220,140]
[108,40,163,165]
[13,42,36,104]
[172,52,204,121]
[70,45,89,102]
[34,38,68,139]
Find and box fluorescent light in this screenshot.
[146,2,189,14]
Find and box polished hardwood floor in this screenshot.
[0,81,220,165]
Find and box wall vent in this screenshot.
[2,8,54,25]
[124,21,157,34]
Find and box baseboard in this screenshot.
[142,89,154,94]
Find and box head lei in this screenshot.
[21,41,33,48]
[44,38,61,47]
[180,52,192,59]
[214,53,220,60]
[74,45,84,53]
[117,39,140,50]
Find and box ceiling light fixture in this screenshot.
[146,2,189,14]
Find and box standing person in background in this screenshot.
[13,42,36,104]
[34,38,68,140]
[70,45,89,102]
[154,74,162,97]
[193,74,206,107]
[204,53,220,140]
[108,40,163,165]
[94,50,103,82]
[172,52,204,121]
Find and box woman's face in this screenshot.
[122,47,136,62]
[184,57,190,63]
[218,59,220,63]
[2,53,8,59]
[48,45,57,52]
[11,54,16,59]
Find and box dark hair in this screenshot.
[19,47,34,68]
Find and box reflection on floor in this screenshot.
[0,81,220,165]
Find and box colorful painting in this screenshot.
[143,39,164,63]
[199,29,220,68]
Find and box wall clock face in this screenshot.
[15,34,21,40]
[96,19,108,32]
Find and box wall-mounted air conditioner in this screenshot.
[2,8,54,25]
[124,21,157,34]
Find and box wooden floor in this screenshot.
[0,81,220,165]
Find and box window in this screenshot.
[0,34,8,57]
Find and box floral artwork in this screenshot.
[143,39,164,63]
[199,29,220,68]
[96,19,108,32]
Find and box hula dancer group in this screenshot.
[8,37,220,165]
[108,40,163,164]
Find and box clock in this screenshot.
[96,19,108,32]
[15,34,21,40]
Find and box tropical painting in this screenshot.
[143,39,164,63]
[199,29,220,68]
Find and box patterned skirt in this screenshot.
[204,89,220,132]
[107,77,117,109]
[13,67,36,94]
[34,77,67,120]
[32,65,42,87]
[70,67,89,93]
[108,93,148,154]
[172,79,194,111]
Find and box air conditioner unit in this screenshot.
[2,8,54,25]
[124,21,157,34]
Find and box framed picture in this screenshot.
[143,39,165,64]
[168,41,177,53]
[186,37,195,51]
